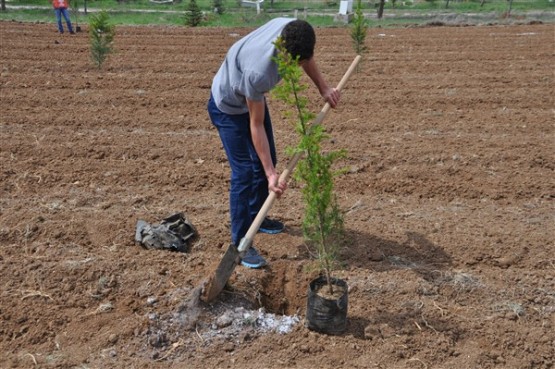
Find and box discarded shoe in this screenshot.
[241,247,267,269]
[259,217,284,234]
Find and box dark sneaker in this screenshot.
[259,217,284,234]
[241,247,267,269]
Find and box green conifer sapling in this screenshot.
[273,38,345,295]
[89,10,115,69]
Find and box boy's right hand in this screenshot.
[268,172,287,198]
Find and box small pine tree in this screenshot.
[212,0,225,14]
[89,10,115,69]
[185,0,203,27]
[351,0,368,57]
[272,38,345,294]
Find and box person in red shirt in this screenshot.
[52,0,74,34]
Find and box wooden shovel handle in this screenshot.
[238,55,362,252]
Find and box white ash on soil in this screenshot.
[143,285,301,360]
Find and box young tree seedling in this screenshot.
[273,37,345,295]
[89,10,115,69]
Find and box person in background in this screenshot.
[52,0,75,34]
[207,18,340,269]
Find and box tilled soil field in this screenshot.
[1,19,554,369]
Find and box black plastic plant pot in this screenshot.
[306,276,348,335]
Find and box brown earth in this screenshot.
[1,19,554,369]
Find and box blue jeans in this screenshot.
[55,7,74,33]
[207,94,277,245]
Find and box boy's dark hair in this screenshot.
[281,20,316,61]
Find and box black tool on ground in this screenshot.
[135,212,198,253]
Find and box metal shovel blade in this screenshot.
[201,243,241,302]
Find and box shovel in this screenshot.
[201,55,362,303]
[72,0,82,33]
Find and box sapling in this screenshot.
[212,0,225,14]
[89,10,115,69]
[185,0,203,27]
[351,0,368,60]
[272,38,345,295]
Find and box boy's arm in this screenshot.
[246,98,286,197]
[301,57,340,108]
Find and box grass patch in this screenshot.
[1,0,553,27]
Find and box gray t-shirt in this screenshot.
[211,17,295,115]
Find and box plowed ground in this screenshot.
[1,20,554,369]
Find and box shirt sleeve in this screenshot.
[239,69,274,102]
